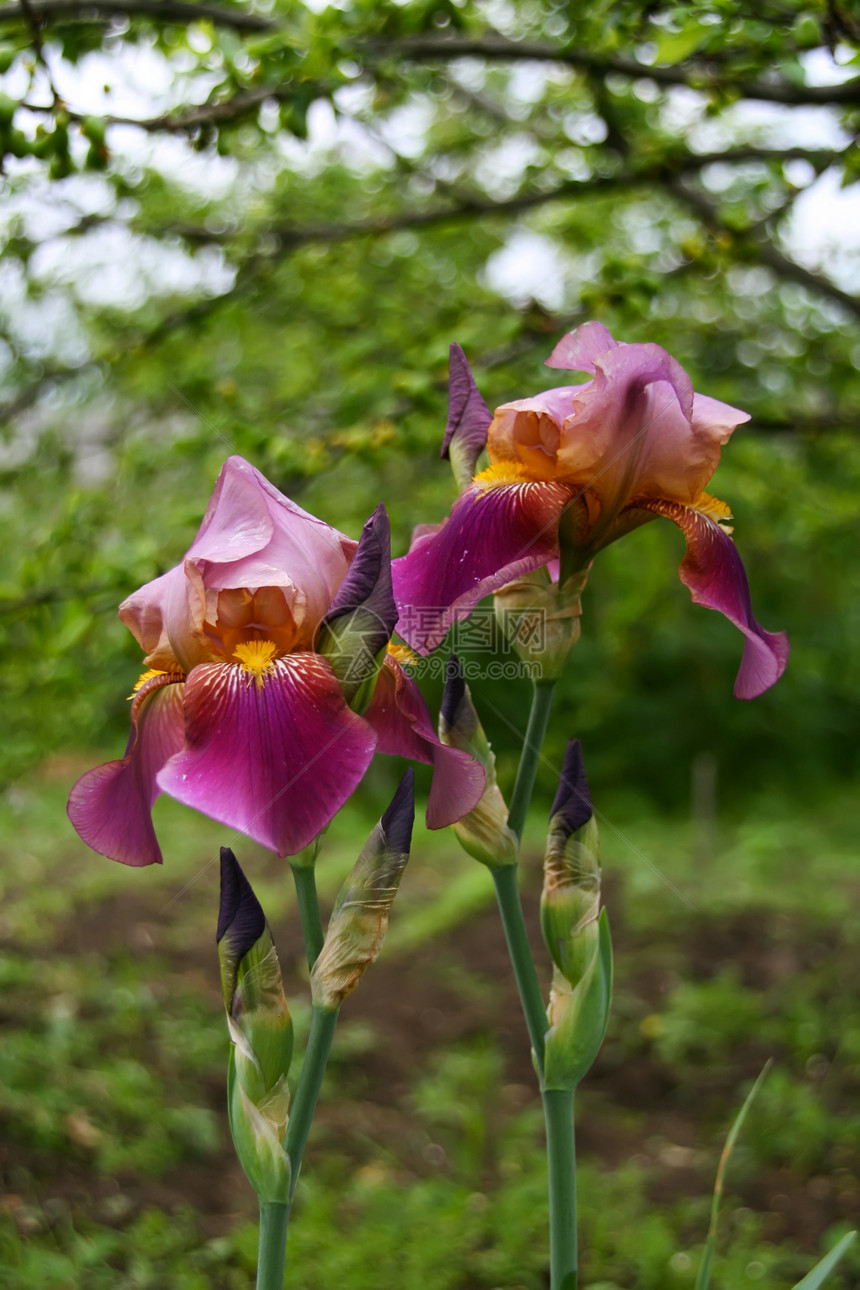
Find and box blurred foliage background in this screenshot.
[1,1,860,1286]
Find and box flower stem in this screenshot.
[290,861,325,970]
[506,679,556,843]
[543,1089,578,1290]
[256,1201,289,1290]
[492,865,547,1073]
[499,677,580,1288]
[493,678,557,1074]
[284,1005,338,1202]
[252,1006,337,1289]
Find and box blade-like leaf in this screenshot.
[694,1060,773,1290]
[790,1230,857,1290]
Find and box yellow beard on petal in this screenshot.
[694,492,734,533]
[130,668,166,699]
[473,460,533,490]
[234,639,279,688]
[386,642,418,668]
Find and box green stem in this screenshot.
[543,1089,578,1290]
[290,861,325,970]
[492,679,558,1074]
[284,1005,338,1202]
[492,865,548,1072]
[256,1201,289,1290]
[506,679,556,842]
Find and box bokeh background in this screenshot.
[1,2,859,1287]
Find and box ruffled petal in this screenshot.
[67,675,186,866]
[157,654,377,855]
[124,457,357,671]
[392,477,571,654]
[488,388,582,481]
[364,656,486,828]
[630,498,789,699]
[545,320,619,372]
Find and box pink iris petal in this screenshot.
[542,326,750,517]
[630,498,789,699]
[545,319,619,372]
[122,457,357,672]
[157,654,377,856]
[392,479,572,654]
[364,657,485,828]
[67,676,186,866]
[553,345,700,513]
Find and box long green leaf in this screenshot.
[694,1061,773,1290]
[790,1230,857,1290]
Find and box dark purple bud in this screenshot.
[380,767,415,857]
[323,503,397,648]
[440,653,466,728]
[550,740,593,835]
[217,846,266,956]
[440,344,492,480]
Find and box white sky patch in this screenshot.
[31,224,234,308]
[484,230,570,309]
[784,167,860,293]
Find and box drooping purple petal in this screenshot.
[67,675,186,866]
[550,739,593,835]
[320,502,396,661]
[630,498,790,699]
[441,344,493,487]
[392,478,572,654]
[364,657,485,828]
[157,654,378,856]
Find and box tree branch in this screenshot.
[0,0,276,31]
[667,178,860,322]
[374,33,860,107]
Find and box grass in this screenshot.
[0,753,858,1288]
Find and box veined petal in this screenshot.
[392,477,571,654]
[157,655,377,856]
[67,675,185,866]
[629,497,789,699]
[364,656,485,828]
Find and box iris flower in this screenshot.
[392,322,788,698]
[68,456,484,865]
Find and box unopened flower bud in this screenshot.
[316,504,397,710]
[438,655,517,867]
[540,743,612,1091]
[440,343,492,490]
[494,565,589,682]
[311,771,415,1011]
[541,739,600,983]
[218,847,293,1201]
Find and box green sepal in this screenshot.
[311,772,414,1011]
[543,908,613,1092]
[227,1045,292,1204]
[316,624,387,711]
[540,815,600,976]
